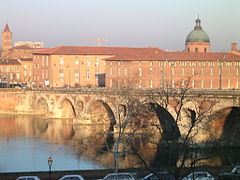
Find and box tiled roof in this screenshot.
[33,46,164,55]
[4,24,10,32]
[0,59,21,65]
[33,46,240,62]
[105,51,240,62]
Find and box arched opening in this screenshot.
[88,100,116,151]
[60,98,76,118]
[88,100,115,126]
[136,103,180,143]
[211,107,240,144]
[148,103,181,141]
[36,97,49,115]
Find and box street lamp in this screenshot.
[47,157,53,180]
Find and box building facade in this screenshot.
[33,46,116,87]
[32,46,163,88]
[0,58,33,85]
[105,51,240,89]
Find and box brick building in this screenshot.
[105,51,240,89]
[32,46,162,87]
[0,57,33,84]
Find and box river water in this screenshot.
[0,114,240,173]
[0,114,106,172]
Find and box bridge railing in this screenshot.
[29,87,240,98]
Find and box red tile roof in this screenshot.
[3,24,10,32]
[33,46,240,62]
[0,58,20,65]
[33,46,164,55]
[105,51,240,62]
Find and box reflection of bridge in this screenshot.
[1,88,240,143]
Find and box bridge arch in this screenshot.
[35,96,49,115]
[143,102,181,141]
[86,99,115,126]
[56,96,76,118]
[211,106,240,145]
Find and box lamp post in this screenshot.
[47,157,53,180]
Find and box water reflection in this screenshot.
[0,114,105,172]
[0,114,240,172]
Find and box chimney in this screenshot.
[231,43,238,51]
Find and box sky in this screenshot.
[0,0,239,52]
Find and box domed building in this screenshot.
[185,17,211,52]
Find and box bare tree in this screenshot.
[123,78,220,179]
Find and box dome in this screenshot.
[186,18,210,43]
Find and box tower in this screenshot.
[2,24,12,51]
[185,17,210,53]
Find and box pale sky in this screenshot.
[0,0,239,52]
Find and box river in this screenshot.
[0,114,239,173]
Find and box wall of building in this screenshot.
[106,60,240,89]
[33,54,112,88]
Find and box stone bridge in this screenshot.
[0,88,240,143]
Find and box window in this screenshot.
[182,68,185,75]
[16,73,20,80]
[42,71,44,79]
[171,68,174,76]
[75,56,79,65]
[204,48,207,52]
[42,56,44,66]
[10,74,13,80]
[95,69,99,80]
[195,48,198,52]
[60,56,64,65]
[192,68,195,75]
[74,69,79,82]
[149,80,153,88]
[86,69,90,80]
[46,56,49,66]
[228,79,230,88]
[124,67,127,76]
[59,69,64,81]
[118,67,120,76]
[95,56,99,66]
[86,56,90,66]
[138,68,142,76]
[149,67,153,75]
